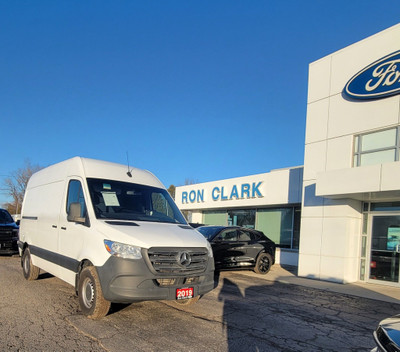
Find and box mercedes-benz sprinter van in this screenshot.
[19,157,214,319]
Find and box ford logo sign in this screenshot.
[344,50,400,100]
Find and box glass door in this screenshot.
[369,215,400,285]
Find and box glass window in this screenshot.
[256,208,294,248]
[66,180,87,219]
[87,178,187,224]
[370,202,400,211]
[354,127,399,167]
[361,129,396,151]
[360,150,396,166]
[0,209,14,224]
[203,211,227,226]
[237,230,252,241]
[227,209,255,228]
[292,208,301,249]
[152,193,174,219]
[216,229,237,241]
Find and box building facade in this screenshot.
[176,24,400,287]
[175,167,303,266]
[300,24,400,286]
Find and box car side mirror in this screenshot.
[67,202,85,223]
[16,220,20,226]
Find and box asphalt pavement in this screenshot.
[1,255,399,351]
[262,265,400,305]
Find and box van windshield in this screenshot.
[86,178,187,225]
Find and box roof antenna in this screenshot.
[126,151,133,177]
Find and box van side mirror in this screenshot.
[67,202,85,223]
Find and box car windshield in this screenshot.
[197,226,223,240]
[87,178,187,225]
[0,209,14,224]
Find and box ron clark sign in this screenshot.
[181,182,263,204]
[344,50,400,100]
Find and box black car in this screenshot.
[0,208,19,255]
[197,226,276,274]
[371,314,400,352]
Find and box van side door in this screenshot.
[57,178,89,285]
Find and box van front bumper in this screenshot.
[96,255,215,303]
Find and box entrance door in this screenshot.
[369,215,400,285]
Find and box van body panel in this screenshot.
[96,221,208,250]
[20,179,65,277]
[20,157,214,306]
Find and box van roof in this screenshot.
[27,157,165,189]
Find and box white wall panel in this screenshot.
[307,57,331,103]
[328,94,399,139]
[326,135,353,171]
[305,99,329,144]
[298,217,323,256]
[303,141,327,180]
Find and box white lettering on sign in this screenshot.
[365,60,400,91]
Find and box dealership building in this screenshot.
[175,24,400,287]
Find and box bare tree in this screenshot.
[3,160,43,214]
[184,178,197,185]
[181,178,198,223]
[167,184,176,200]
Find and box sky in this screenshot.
[2,1,400,206]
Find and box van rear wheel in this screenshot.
[78,266,110,319]
[22,248,40,280]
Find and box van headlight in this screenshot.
[104,240,142,260]
[206,240,213,258]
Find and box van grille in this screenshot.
[147,247,208,275]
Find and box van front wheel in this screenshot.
[78,266,111,319]
[22,248,40,281]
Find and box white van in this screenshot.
[19,157,214,319]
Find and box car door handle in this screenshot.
[61,227,67,230]
[52,225,57,228]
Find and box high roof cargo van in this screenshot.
[19,157,214,319]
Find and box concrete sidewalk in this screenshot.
[257,265,400,305]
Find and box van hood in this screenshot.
[96,220,207,249]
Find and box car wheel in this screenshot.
[78,266,111,319]
[22,247,40,281]
[254,252,273,275]
[174,295,200,306]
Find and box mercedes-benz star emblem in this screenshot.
[179,251,191,267]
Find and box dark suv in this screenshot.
[0,208,19,255]
[197,226,276,274]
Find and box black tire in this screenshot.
[78,266,111,319]
[22,248,40,281]
[174,295,200,306]
[254,252,273,275]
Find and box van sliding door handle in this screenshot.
[52,225,57,228]
[61,227,67,230]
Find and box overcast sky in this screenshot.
[2,1,400,206]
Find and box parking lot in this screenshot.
[1,255,399,352]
